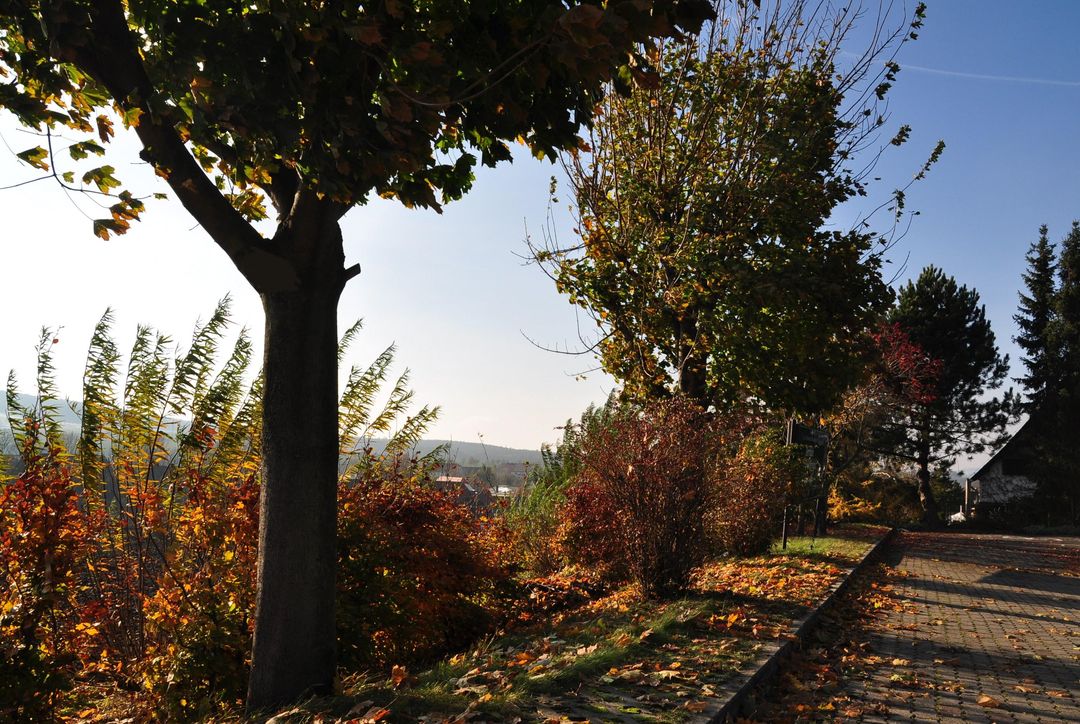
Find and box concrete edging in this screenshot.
[691,528,898,724]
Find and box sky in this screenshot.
[1,1,1078,458]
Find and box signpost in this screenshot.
[785,419,829,448]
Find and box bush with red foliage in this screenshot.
[336,455,516,671]
[556,478,627,582]
[0,445,90,721]
[558,397,716,597]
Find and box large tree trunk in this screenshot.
[247,214,345,713]
[916,427,939,526]
[677,316,707,402]
[678,359,707,401]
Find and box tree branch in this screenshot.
[46,0,299,293]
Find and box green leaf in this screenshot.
[16,146,49,171]
[82,165,121,193]
[68,140,106,161]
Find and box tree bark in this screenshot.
[247,217,345,713]
[677,316,707,402]
[916,426,939,526]
[678,360,707,401]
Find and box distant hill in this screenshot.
[388,439,543,467]
[1,394,542,465]
[1,392,82,428]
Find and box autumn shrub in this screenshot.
[829,467,941,526]
[336,454,515,671]
[505,446,572,576]
[559,397,716,597]
[556,477,627,581]
[0,444,88,722]
[138,452,513,719]
[827,483,884,523]
[709,429,800,556]
[3,302,512,718]
[139,465,261,720]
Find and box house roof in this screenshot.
[968,416,1035,482]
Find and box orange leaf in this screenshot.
[360,707,391,723]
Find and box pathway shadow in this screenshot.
[863,623,1080,721]
[898,575,1080,611]
[980,568,1080,596]
[893,531,1080,575]
[897,590,1080,629]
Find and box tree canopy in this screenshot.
[532,0,939,414]
[0,0,712,289]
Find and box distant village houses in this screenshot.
[432,474,495,513]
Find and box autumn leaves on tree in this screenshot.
[0,0,713,710]
[533,0,939,416]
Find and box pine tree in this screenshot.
[1013,225,1057,408]
[1051,222,1080,394]
[1041,222,1080,523]
[882,266,1017,523]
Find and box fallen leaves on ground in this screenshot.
[742,560,910,722]
[300,532,878,723]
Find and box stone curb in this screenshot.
[690,528,898,724]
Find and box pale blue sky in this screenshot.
[1,1,1077,454]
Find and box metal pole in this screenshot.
[781,506,789,550]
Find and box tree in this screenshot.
[532,0,941,414]
[1013,224,1058,408]
[1040,221,1080,523]
[883,266,1017,523]
[0,0,713,710]
[826,323,941,476]
[823,323,941,525]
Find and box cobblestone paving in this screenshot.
[844,531,1080,723]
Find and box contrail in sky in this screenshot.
[900,62,1080,87]
[837,50,1080,87]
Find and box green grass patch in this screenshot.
[772,534,873,562]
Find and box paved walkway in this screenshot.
[837,531,1080,723]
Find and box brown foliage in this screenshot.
[336,455,516,672]
[710,431,800,556]
[0,445,90,720]
[559,397,716,597]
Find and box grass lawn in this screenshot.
[273,525,887,723]
[773,534,879,561]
